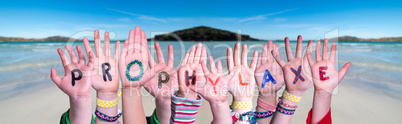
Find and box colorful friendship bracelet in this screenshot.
[230,109,256,124]
[170,91,202,124]
[254,111,274,119]
[94,109,122,122]
[96,92,122,108]
[278,97,298,109]
[231,101,253,109]
[283,90,301,102]
[276,104,296,115]
[257,97,277,111]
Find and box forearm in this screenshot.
[69,96,92,124]
[122,87,147,124]
[171,91,202,123]
[311,90,332,124]
[155,98,171,124]
[95,92,119,124]
[210,100,231,124]
[271,90,302,124]
[255,93,277,123]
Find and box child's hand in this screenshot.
[118,26,164,89]
[190,56,236,103]
[307,39,351,94]
[177,43,207,100]
[255,41,285,99]
[143,42,178,100]
[272,36,313,96]
[227,42,258,101]
[50,45,94,100]
[83,30,120,99]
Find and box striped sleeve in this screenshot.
[170,91,202,124]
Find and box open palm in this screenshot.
[227,43,258,101]
[83,30,120,93]
[272,36,313,96]
[255,41,285,96]
[50,45,94,100]
[307,39,351,93]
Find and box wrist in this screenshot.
[285,89,304,97]
[177,90,197,100]
[210,99,229,108]
[97,91,118,101]
[314,90,332,100]
[258,93,277,104]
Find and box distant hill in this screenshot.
[0,36,77,42]
[329,36,402,42]
[149,26,261,41]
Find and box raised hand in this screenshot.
[50,45,94,124]
[255,41,285,98]
[307,39,351,93]
[83,30,120,96]
[177,43,207,100]
[190,56,236,102]
[272,35,313,96]
[143,42,177,100]
[118,26,164,89]
[227,42,258,101]
[50,45,94,101]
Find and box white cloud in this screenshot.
[238,8,297,23]
[106,8,167,23]
[118,18,133,23]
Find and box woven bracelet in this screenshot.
[95,109,122,122]
[276,104,295,115]
[254,111,274,119]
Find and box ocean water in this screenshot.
[0,41,402,94]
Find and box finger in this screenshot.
[87,51,95,69]
[234,42,241,66]
[167,44,174,68]
[296,35,303,58]
[76,45,86,64]
[209,56,217,73]
[226,67,238,79]
[201,61,210,76]
[140,30,148,53]
[201,47,207,64]
[134,26,141,53]
[65,45,78,63]
[194,42,202,63]
[155,42,165,64]
[50,68,61,87]
[272,44,286,67]
[188,45,196,63]
[284,37,294,61]
[316,41,322,61]
[250,50,258,71]
[83,37,93,56]
[181,53,189,66]
[114,41,121,60]
[148,50,156,67]
[121,40,129,60]
[322,39,329,60]
[257,53,262,67]
[307,54,314,66]
[94,29,104,57]
[338,62,352,83]
[217,60,223,73]
[329,42,337,62]
[268,40,274,62]
[262,44,268,63]
[128,29,135,54]
[104,32,111,57]
[241,44,248,66]
[227,47,234,72]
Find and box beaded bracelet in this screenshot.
[231,101,253,109]
[278,97,298,109]
[254,111,274,119]
[283,91,301,102]
[94,109,122,122]
[276,104,295,115]
[96,92,122,108]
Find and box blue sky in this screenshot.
[1,0,402,40]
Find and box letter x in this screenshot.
[291,65,305,84]
[209,77,220,94]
